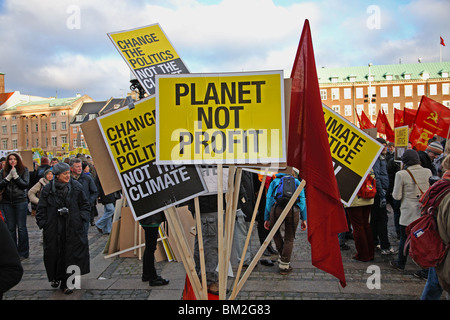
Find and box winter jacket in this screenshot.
[0,218,23,297]
[28,177,50,206]
[373,155,389,197]
[72,173,98,207]
[35,179,91,280]
[436,189,450,292]
[392,164,432,226]
[264,173,306,221]
[0,167,30,204]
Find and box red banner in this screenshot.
[409,96,450,150]
[357,109,375,129]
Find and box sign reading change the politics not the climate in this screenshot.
[323,106,383,206]
[96,96,207,221]
[155,71,286,165]
[108,23,189,95]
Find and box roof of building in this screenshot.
[0,92,14,105]
[317,61,450,84]
[4,96,83,110]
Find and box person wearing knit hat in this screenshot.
[52,162,70,176]
[401,149,420,168]
[426,141,444,157]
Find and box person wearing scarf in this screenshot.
[36,162,91,294]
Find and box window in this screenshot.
[61,136,67,144]
[61,121,67,130]
[430,84,437,95]
[405,85,413,97]
[404,73,411,80]
[356,104,364,115]
[344,105,352,116]
[25,124,28,133]
[344,88,352,99]
[380,86,388,98]
[2,140,7,149]
[417,85,425,96]
[422,72,430,80]
[76,115,84,122]
[11,116,16,120]
[88,114,96,120]
[35,138,39,147]
[1,117,6,121]
[51,136,57,147]
[73,139,77,148]
[381,103,389,114]
[11,124,17,133]
[12,139,17,149]
[356,88,363,99]
[393,103,401,110]
[2,125,6,134]
[51,112,56,117]
[442,72,449,78]
[332,105,340,113]
[443,83,449,95]
[369,104,377,116]
[51,122,56,131]
[320,89,327,100]
[73,127,77,134]
[405,102,413,109]
[368,87,376,97]
[393,86,400,97]
[443,101,450,108]
[386,74,393,81]
[331,88,339,100]
[35,124,39,132]
[61,111,66,116]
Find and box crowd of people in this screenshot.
[1,135,450,300]
[0,153,126,297]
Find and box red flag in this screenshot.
[359,110,375,129]
[394,108,404,128]
[287,19,347,287]
[404,107,416,128]
[441,36,446,46]
[375,109,395,141]
[409,96,450,150]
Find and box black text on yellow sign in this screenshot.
[156,71,286,165]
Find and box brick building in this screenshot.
[317,62,450,130]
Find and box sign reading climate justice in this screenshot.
[323,106,383,206]
[108,23,189,95]
[97,97,207,221]
[155,71,286,165]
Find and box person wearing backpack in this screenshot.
[263,171,307,275]
[390,149,432,277]
[421,154,450,299]
[345,170,376,262]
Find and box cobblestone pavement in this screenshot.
[3,204,440,301]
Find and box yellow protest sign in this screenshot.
[156,71,286,165]
[323,106,383,206]
[108,23,189,95]
[97,97,207,221]
[394,126,409,147]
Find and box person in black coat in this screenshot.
[0,217,23,300]
[0,152,30,259]
[36,162,91,294]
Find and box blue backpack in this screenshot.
[274,175,297,206]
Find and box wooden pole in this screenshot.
[229,179,306,300]
[216,164,225,300]
[164,207,207,300]
[194,197,208,299]
[230,169,268,298]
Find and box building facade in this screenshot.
[317,62,450,129]
[0,94,94,153]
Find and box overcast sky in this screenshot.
[1,0,449,101]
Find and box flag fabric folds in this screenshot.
[375,109,395,142]
[394,108,404,128]
[404,107,416,128]
[357,109,375,129]
[409,96,450,151]
[441,36,446,46]
[287,19,347,288]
